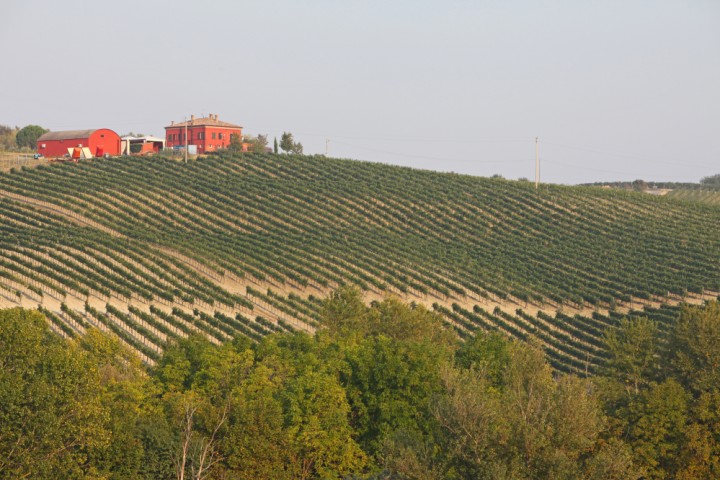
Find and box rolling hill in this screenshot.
[665,188,720,206]
[1,152,718,373]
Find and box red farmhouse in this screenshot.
[37,129,121,157]
[165,114,243,154]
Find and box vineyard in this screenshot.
[0,152,718,373]
[665,188,720,206]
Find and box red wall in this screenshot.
[38,136,90,157]
[166,125,242,153]
[88,129,121,156]
[37,129,121,157]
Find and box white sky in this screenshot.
[1,0,718,184]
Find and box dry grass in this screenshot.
[0,152,46,172]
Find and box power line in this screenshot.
[330,140,528,165]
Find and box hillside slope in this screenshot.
[1,152,718,371]
[665,188,720,206]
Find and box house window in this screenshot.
[212,132,217,139]
[219,133,224,140]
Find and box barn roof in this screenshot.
[166,115,242,129]
[38,129,99,141]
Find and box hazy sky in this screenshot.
[2,0,718,184]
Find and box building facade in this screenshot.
[164,114,243,154]
[37,129,121,157]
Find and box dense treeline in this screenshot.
[1,294,719,479]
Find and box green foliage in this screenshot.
[241,133,269,153]
[15,124,48,149]
[597,302,720,479]
[604,317,659,394]
[228,132,243,151]
[627,379,689,479]
[0,124,18,150]
[0,308,109,478]
[670,302,720,394]
[455,331,510,386]
[280,131,303,153]
[321,285,369,340]
[1,296,720,478]
[700,173,720,187]
[428,339,638,479]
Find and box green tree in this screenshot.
[700,174,720,188]
[228,133,243,151]
[280,131,303,154]
[280,132,295,153]
[627,379,689,479]
[320,285,369,341]
[428,338,639,479]
[223,333,366,479]
[274,136,278,154]
[78,328,170,479]
[0,124,18,150]
[241,134,269,153]
[0,308,110,478]
[15,124,48,149]
[604,317,659,395]
[669,301,720,394]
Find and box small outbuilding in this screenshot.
[37,129,121,158]
[120,135,165,155]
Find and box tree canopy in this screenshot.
[15,124,48,149]
[280,131,303,154]
[2,298,720,478]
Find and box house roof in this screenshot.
[38,129,98,141]
[121,135,165,143]
[165,115,242,129]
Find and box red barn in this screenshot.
[165,114,243,154]
[37,129,121,157]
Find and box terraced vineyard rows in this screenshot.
[665,188,720,206]
[1,152,718,372]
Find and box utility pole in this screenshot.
[325,139,330,156]
[184,117,188,164]
[535,136,539,189]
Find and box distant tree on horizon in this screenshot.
[0,125,18,150]
[700,173,720,188]
[15,124,48,149]
[280,132,303,154]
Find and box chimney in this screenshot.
[214,114,218,121]
[190,115,195,123]
[171,120,174,126]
